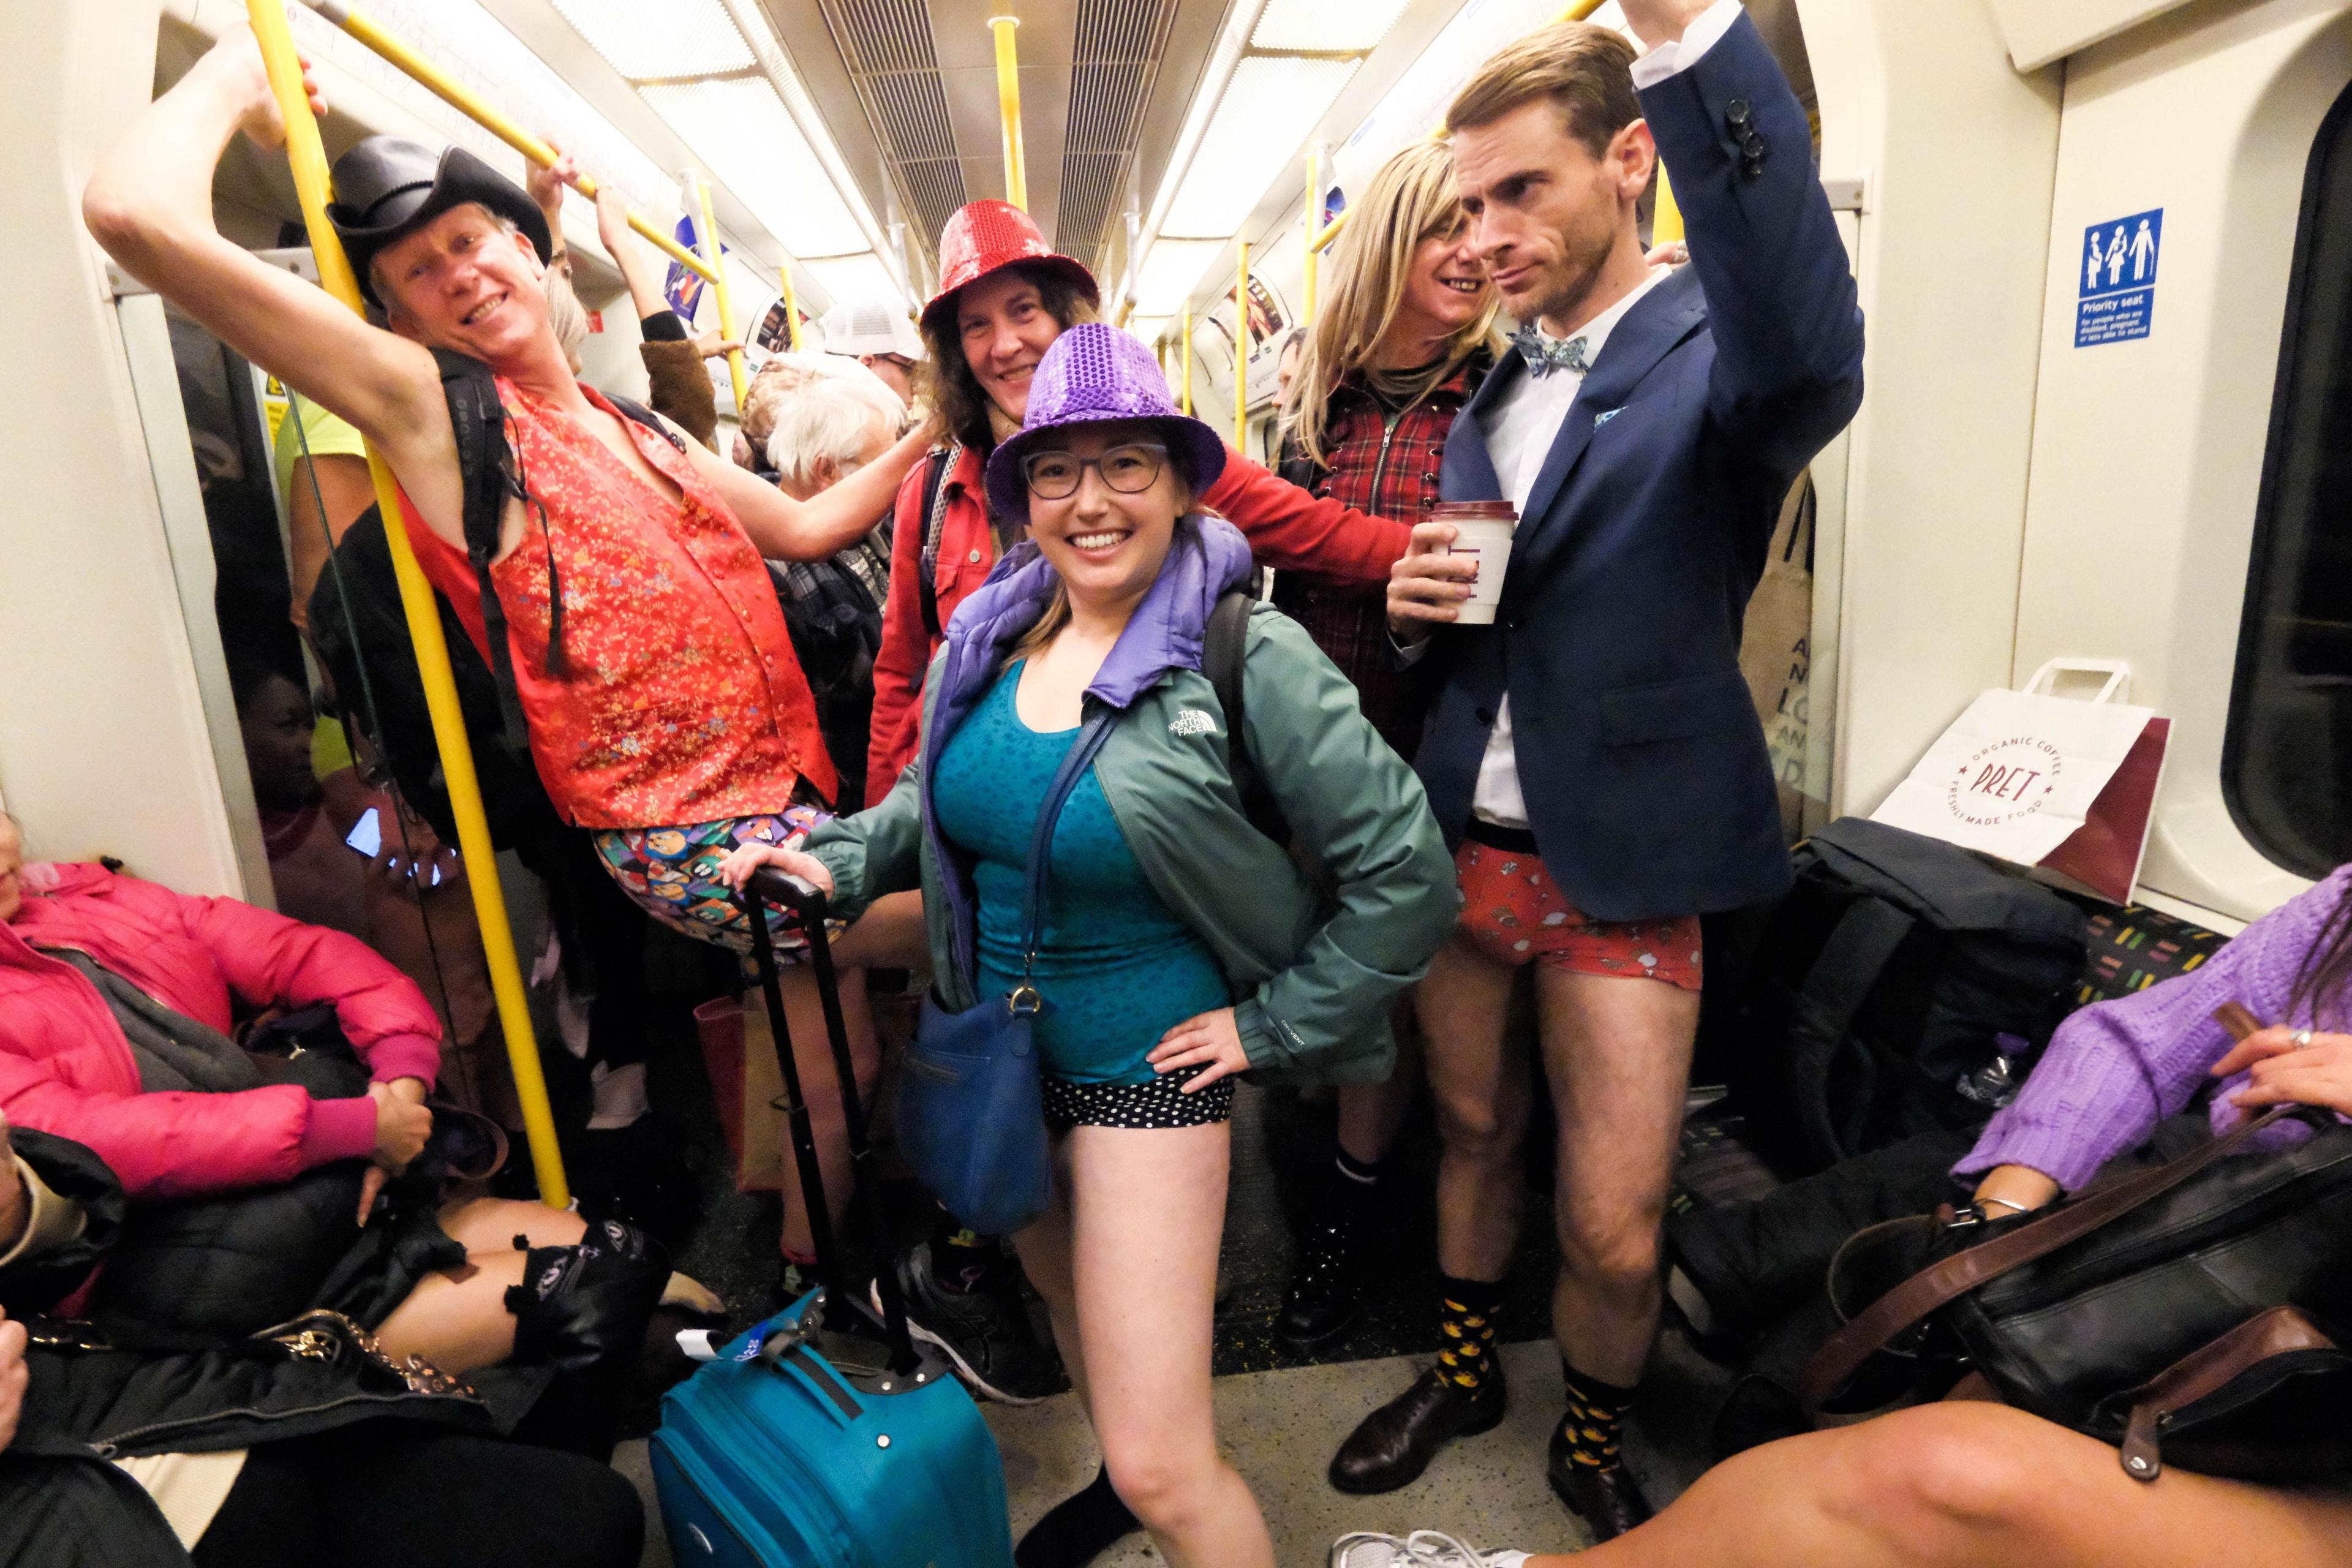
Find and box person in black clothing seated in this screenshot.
[0,1110,643,1568]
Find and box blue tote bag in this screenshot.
[896,707,1115,1236]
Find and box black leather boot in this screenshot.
[1329,1363,1507,1494]
[1275,1208,1365,1352]
[1547,1422,1653,1542]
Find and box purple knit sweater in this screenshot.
[1955,864,2352,1192]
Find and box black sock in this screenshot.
[1434,1273,1506,1392]
[1013,1463,1139,1568]
[1558,1360,1637,1473]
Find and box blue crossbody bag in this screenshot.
[895,706,1117,1236]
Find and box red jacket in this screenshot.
[0,862,442,1200]
[865,442,1413,803]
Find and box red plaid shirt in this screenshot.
[1273,352,1489,758]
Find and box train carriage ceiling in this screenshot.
[215,0,1811,336]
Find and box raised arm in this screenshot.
[680,412,940,561]
[594,181,674,328]
[81,29,446,480]
[1628,0,1864,476]
[1203,447,1412,582]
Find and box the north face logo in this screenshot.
[1169,709,1218,737]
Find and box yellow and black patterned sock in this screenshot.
[1558,1361,1638,1472]
[1433,1273,1505,1392]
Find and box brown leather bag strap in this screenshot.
[1801,1105,2291,1404]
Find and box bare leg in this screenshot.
[372,1199,587,1371]
[1334,1001,1422,1166]
[1067,1123,1273,1568]
[1011,1133,1092,1418]
[1534,967,1698,1385]
[1525,1403,2352,1568]
[772,964,881,1259]
[1419,934,1531,1282]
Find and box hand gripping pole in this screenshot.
[249,0,569,1207]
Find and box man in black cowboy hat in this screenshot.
[83,26,932,590]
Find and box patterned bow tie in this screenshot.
[1510,326,1592,379]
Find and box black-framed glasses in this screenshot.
[1022,442,1168,500]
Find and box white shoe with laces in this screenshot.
[1329,1529,1532,1567]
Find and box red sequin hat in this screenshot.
[923,200,1098,337]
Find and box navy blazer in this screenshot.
[1416,12,1864,922]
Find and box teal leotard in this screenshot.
[930,662,1233,1085]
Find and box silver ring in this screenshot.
[2292,1028,2315,1050]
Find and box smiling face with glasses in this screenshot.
[1023,421,1192,617]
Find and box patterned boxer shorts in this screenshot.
[1453,824,1703,992]
[590,802,845,960]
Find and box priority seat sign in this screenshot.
[2076,208,2162,347]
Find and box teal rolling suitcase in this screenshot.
[651,870,1016,1567]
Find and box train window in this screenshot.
[2225,77,2352,880]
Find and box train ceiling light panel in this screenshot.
[1160,56,1361,238]
[641,78,868,258]
[1249,0,1413,55]
[549,0,756,78]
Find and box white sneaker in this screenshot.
[1330,1530,1532,1568]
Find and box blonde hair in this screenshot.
[1280,142,1500,465]
[544,265,589,374]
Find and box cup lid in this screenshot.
[1431,500,1518,519]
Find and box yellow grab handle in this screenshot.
[253,0,569,1207]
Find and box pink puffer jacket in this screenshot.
[0,861,441,1199]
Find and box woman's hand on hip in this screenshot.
[2216,1025,2352,1118]
[1148,1008,1250,1093]
[713,839,835,899]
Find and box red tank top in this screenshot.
[405,379,835,829]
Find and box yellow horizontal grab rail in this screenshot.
[252,0,570,1206]
[299,0,718,285]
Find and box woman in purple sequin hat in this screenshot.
[723,323,1457,1566]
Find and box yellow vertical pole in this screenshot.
[989,17,1028,211]
[778,265,804,352]
[1302,147,1320,325]
[1652,167,1685,246]
[1181,307,1194,415]
[695,179,750,415]
[1233,239,1250,447]
[249,0,568,1205]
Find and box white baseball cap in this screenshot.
[819,295,924,362]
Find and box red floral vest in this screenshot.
[407,379,835,828]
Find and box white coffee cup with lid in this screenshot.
[1432,502,1518,625]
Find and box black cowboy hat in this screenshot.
[326,137,551,308]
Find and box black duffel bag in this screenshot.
[1725,818,2087,1175]
[1804,1106,2352,1482]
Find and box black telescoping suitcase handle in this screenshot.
[735,869,919,1374]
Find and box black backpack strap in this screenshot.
[605,392,688,454]
[916,445,956,642]
[1204,590,1287,844]
[1784,898,1918,1166]
[431,349,535,750]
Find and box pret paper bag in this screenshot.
[1869,660,2169,903]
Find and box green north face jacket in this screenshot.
[805,603,1459,1085]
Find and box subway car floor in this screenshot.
[575,950,1761,1564]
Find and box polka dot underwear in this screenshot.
[1041,1063,1235,1130]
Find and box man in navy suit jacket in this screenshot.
[1328,0,1863,1537]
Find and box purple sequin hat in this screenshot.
[984,323,1227,524]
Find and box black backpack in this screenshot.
[1203,589,1287,845]
[1723,816,2089,1177]
[768,527,890,815]
[303,352,681,843]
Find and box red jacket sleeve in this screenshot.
[1204,444,1412,582]
[177,891,443,1088]
[867,461,937,806]
[0,1052,323,1200]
